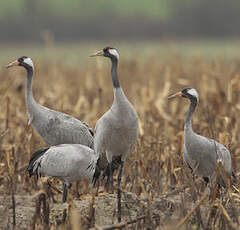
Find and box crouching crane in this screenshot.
[27,144,99,202]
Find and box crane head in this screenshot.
[168,87,199,103]
[90,46,119,60]
[6,56,34,70]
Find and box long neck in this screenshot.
[111,58,120,88]
[26,68,37,111]
[184,100,197,131]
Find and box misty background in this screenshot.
[1,0,240,43]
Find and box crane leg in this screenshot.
[62,183,68,203]
[109,162,114,193]
[117,160,123,223]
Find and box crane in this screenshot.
[90,47,138,222]
[168,87,233,189]
[27,144,98,202]
[6,56,94,148]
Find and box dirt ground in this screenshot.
[0,189,187,229]
[1,184,239,230]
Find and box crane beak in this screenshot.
[6,60,19,69]
[89,50,104,57]
[168,91,182,100]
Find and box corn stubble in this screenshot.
[0,55,239,229]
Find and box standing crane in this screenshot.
[27,144,98,202]
[6,56,94,148]
[90,47,138,222]
[168,87,234,189]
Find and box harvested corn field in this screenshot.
[0,43,240,229]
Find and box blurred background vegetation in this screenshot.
[1,0,240,63]
[1,0,240,42]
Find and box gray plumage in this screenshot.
[94,87,139,163]
[6,56,93,148]
[27,144,97,202]
[169,87,233,186]
[184,127,232,182]
[28,144,97,184]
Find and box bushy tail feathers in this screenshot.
[102,155,122,181]
[27,147,49,178]
[92,155,122,186]
[92,160,101,187]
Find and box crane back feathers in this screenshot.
[24,65,94,148]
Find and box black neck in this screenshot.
[26,67,33,78]
[26,67,35,102]
[185,99,197,127]
[111,58,120,88]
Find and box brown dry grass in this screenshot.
[0,53,240,229]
